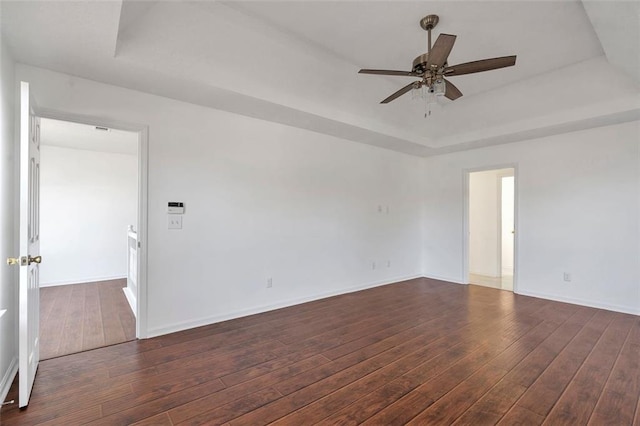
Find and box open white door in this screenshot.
[18,81,41,408]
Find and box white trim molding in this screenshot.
[421,274,467,285]
[516,289,640,316]
[40,275,127,287]
[0,357,18,405]
[122,287,137,318]
[146,274,423,338]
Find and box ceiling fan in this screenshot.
[359,15,517,104]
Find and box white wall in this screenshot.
[423,121,640,315]
[39,145,137,286]
[0,37,18,403]
[469,169,501,277]
[16,64,424,337]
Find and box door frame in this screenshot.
[36,107,149,338]
[498,171,515,278]
[463,164,519,293]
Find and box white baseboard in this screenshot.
[122,287,137,318]
[0,357,17,405]
[516,289,640,316]
[146,274,423,338]
[40,275,127,287]
[422,273,466,285]
[469,271,501,279]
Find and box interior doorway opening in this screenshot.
[38,118,139,359]
[467,167,516,291]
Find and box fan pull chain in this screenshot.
[426,27,431,118]
[425,98,431,118]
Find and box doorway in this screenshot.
[38,118,139,359]
[467,167,516,291]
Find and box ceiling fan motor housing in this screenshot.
[412,53,430,73]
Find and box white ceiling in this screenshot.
[40,118,138,155]
[1,0,638,157]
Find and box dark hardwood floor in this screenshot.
[39,279,136,360]
[2,278,639,425]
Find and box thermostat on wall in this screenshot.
[168,202,185,214]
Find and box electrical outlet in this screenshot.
[387,260,391,268]
[372,261,376,270]
[267,278,273,288]
[563,272,572,282]
[168,215,183,229]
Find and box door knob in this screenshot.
[6,256,28,266]
[6,256,41,265]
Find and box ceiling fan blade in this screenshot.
[426,34,457,69]
[381,82,418,104]
[444,55,517,76]
[444,79,463,100]
[359,69,419,77]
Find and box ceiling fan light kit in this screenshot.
[359,14,517,114]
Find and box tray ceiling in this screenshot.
[1,0,638,156]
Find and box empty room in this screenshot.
[0,1,638,425]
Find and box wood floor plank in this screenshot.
[40,279,135,360]
[39,285,72,358]
[102,365,224,416]
[452,378,528,426]
[226,333,451,425]
[99,280,128,345]
[1,383,131,425]
[218,343,333,387]
[407,363,509,425]
[543,315,635,425]
[228,297,522,425]
[271,318,494,425]
[448,320,564,425]
[2,278,638,425]
[328,318,555,425]
[130,412,174,426]
[58,284,86,356]
[500,306,597,389]
[167,354,330,424]
[498,405,545,426]
[410,318,564,425]
[589,318,640,426]
[509,309,614,419]
[360,322,531,425]
[175,387,283,425]
[82,282,106,350]
[91,379,227,425]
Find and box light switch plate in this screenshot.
[168,215,183,229]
